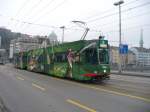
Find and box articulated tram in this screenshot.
[14,37,110,81]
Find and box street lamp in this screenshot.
[114,0,124,73]
[60,26,65,43]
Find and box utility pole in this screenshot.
[114,0,124,73]
[60,26,65,43]
[0,36,1,48]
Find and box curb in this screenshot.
[111,72,150,78]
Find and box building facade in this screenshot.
[9,36,48,59]
[127,51,136,65]
[130,47,150,66]
[10,37,39,53]
[110,46,136,66]
[110,46,119,65]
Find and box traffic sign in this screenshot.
[119,44,128,54]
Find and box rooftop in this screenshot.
[132,47,150,52]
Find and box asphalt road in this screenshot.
[0,64,150,112]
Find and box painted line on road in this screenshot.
[13,69,150,103]
[51,77,150,103]
[16,76,25,81]
[67,99,97,112]
[88,86,150,102]
[32,83,46,91]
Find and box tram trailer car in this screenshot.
[0,49,7,65]
[14,51,28,69]
[14,38,110,81]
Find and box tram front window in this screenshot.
[85,48,98,64]
[99,49,109,64]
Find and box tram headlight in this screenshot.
[104,70,106,73]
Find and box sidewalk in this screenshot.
[111,70,150,78]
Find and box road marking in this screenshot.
[16,76,24,81]
[67,99,97,112]
[32,83,46,91]
[88,86,150,102]
[14,69,150,103]
[52,77,150,103]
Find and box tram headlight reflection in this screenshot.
[94,71,97,74]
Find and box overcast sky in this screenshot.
[0,0,150,48]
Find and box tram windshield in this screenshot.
[80,40,109,65]
[98,49,109,64]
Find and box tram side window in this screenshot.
[38,55,44,63]
[17,56,20,63]
[28,56,32,63]
[23,55,27,62]
[54,53,67,62]
[85,49,98,64]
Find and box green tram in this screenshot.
[14,37,110,81]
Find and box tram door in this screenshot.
[72,53,80,78]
